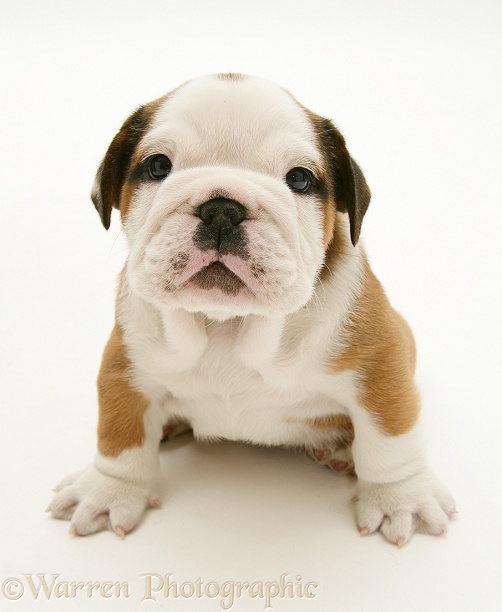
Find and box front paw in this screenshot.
[354,471,456,546]
[47,465,161,537]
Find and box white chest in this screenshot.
[127,314,353,447]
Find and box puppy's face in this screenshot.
[92,74,370,320]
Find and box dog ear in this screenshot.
[91,105,150,230]
[317,117,371,246]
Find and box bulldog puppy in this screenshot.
[48,73,455,545]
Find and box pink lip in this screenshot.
[174,250,261,296]
[189,261,245,296]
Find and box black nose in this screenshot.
[197,198,246,227]
[195,198,247,253]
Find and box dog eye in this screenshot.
[285,167,312,193]
[146,154,172,180]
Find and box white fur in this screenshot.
[50,75,455,544]
[49,401,165,537]
[355,473,457,547]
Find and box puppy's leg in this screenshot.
[351,409,457,546]
[306,415,356,476]
[347,342,456,546]
[331,268,456,545]
[48,325,164,537]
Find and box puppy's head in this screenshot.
[91,74,370,319]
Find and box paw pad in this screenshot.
[308,446,356,476]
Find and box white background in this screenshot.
[1,1,501,610]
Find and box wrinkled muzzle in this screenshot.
[126,166,324,318]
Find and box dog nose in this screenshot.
[197,198,246,227]
[195,198,247,253]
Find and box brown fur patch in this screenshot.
[303,106,371,247]
[118,140,151,224]
[305,414,354,446]
[118,96,167,224]
[299,107,339,255]
[118,178,136,226]
[328,259,420,436]
[318,211,353,284]
[97,324,149,457]
[322,195,336,251]
[306,413,353,430]
[92,95,166,229]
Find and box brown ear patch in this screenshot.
[97,324,149,457]
[305,110,371,247]
[328,259,420,436]
[91,97,165,229]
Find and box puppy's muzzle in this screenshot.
[194,197,248,256]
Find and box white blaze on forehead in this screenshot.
[142,75,321,175]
